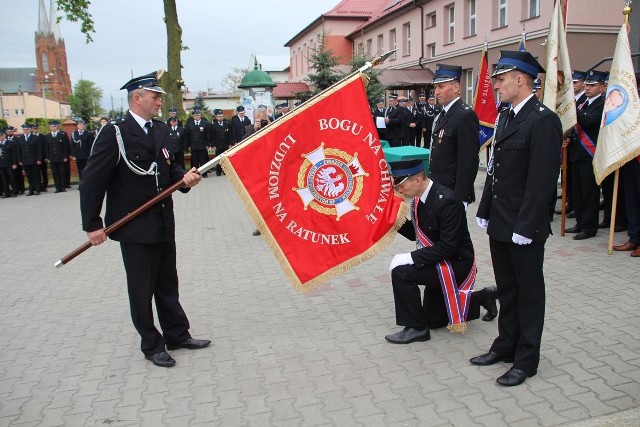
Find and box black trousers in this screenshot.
[120,241,191,355]
[0,167,17,195]
[391,263,482,329]
[40,162,49,189]
[174,152,185,170]
[190,149,209,171]
[50,162,66,191]
[488,238,545,375]
[571,159,600,233]
[14,165,24,192]
[76,159,87,182]
[601,172,627,226]
[23,164,41,193]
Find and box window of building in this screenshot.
[428,43,436,58]
[403,22,411,56]
[377,34,384,55]
[14,109,20,116]
[464,69,474,104]
[389,29,397,59]
[20,109,25,116]
[528,0,540,18]
[447,4,455,43]
[366,39,372,56]
[427,12,436,28]
[498,0,508,27]
[468,0,477,36]
[357,42,364,56]
[41,52,49,72]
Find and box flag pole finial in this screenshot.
[623,1,632,26]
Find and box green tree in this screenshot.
[221,66,248,97]
[192,92,212,119]
[306,33,343,93]
[349,53,387,106]
[56,0,186,119]
[0,119,7,130]
[68,79,104,119]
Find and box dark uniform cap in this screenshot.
[533,78,542,92]
[236,105,245,112]
[120,70,166,94]
[376,98,385,103]
[398,97,408,102]
[389,160,425,185]
[168,117,177,122]
[193,109,201,115]
[294,100,302,106]
[48,120,59,126]
[572,70,586,81]
[30,124,38,129]
[428,94,435,100]
[6,126,15,131]
[388,93,398,100]
[492,51,545,78]
[214,109,223,115]
[76,119,86,124]
[419,92,426,97]
[584,69,607,84]
[168,107,177,112]
[21,123,31,129]
[433,64,462,83]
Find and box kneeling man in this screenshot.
[386,160,496,344]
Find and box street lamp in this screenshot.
[30,72,54,118]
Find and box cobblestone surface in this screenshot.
[0,170,638,426]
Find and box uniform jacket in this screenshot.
[230,115,251,144]
[184,117,209,150]
[71,130,95,160]
[372,107,386,130]
[385,106,403,141]
[422,103,440,132]
[45,131,70,163]
[209,119,231,151]
[0,138,18,167]
[429,99,479,203]
[477,96,562,242]
[80,112,189,244]
[17,133,42,165]
[32,133,47,161]
[398,181,474,282]
[569,95,604,162]
[168,125,185,154]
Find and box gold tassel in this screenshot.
[447,322,467,334]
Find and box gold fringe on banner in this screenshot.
[220,72,408,291]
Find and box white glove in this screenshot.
[476,217,489,229]
[389,253,414,271]
[512,233,532,245]
[463,201,468,211]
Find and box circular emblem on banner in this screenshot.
[294,143,368,220]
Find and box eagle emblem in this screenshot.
[294,143,368,220]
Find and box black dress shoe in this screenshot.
[496,367,536,386]
[573,231,596,240]
[385,327,430,344]
[145,351,176,367]
[470,351,513,366]
[598,221,610,229]
[481,286,498,321]
[166,337,211,350]
[564,225,581,233]
[252,229,261,236]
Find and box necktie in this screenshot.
[578,100,588,110]
[144,121,153,136]
[504,110,515,130]
[195,121,200,126]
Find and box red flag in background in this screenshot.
[221,74,407,290]
[472,43,498,150]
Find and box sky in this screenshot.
[1,0,341,111]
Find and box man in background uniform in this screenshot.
[230,106,251,145]
[209,109,231,176]
[384,93,403,147]
[421,95,440,148]
[45,120,70,193]
[17,123,42,195]
[6,126,25,194]
[0,128,18,198]
[32,124,48,192]
[166,107,183,127]
[168,117,185,169]
[372,98,387,141]
[71,119,94,182]
[184,109,209,177]
[405,97,422,146]
[429,64,480,207]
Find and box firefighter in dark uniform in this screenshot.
[167,116,185,169]
[230,106,251,145]
[165,107,183,127]
[384,93,403,147]
[405,97,422,146]
[184,109,209,176]
[473,51,562,387]
[565,69,607,240]
[209,109,231,176]
[422,95,440,149]
[0,128,18,197]
[17,123,42,195]
[45,120,70,193]
[429,64,480,206]
[6,126,25,194]
[372,98,387,141]
[79,71,210,368]
[32,124,49,191]
[71,119,94,181]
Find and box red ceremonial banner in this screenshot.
[221,74,406,290]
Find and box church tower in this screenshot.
[34,0,72,102]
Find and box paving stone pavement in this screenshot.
[0,170,638,426]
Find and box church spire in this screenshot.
[49,0,62,41]
[38,0,50,35]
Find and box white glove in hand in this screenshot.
[476,217,489,229]
[463,201,468,211]
[389,253,414,271]
[512,233,532,245]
